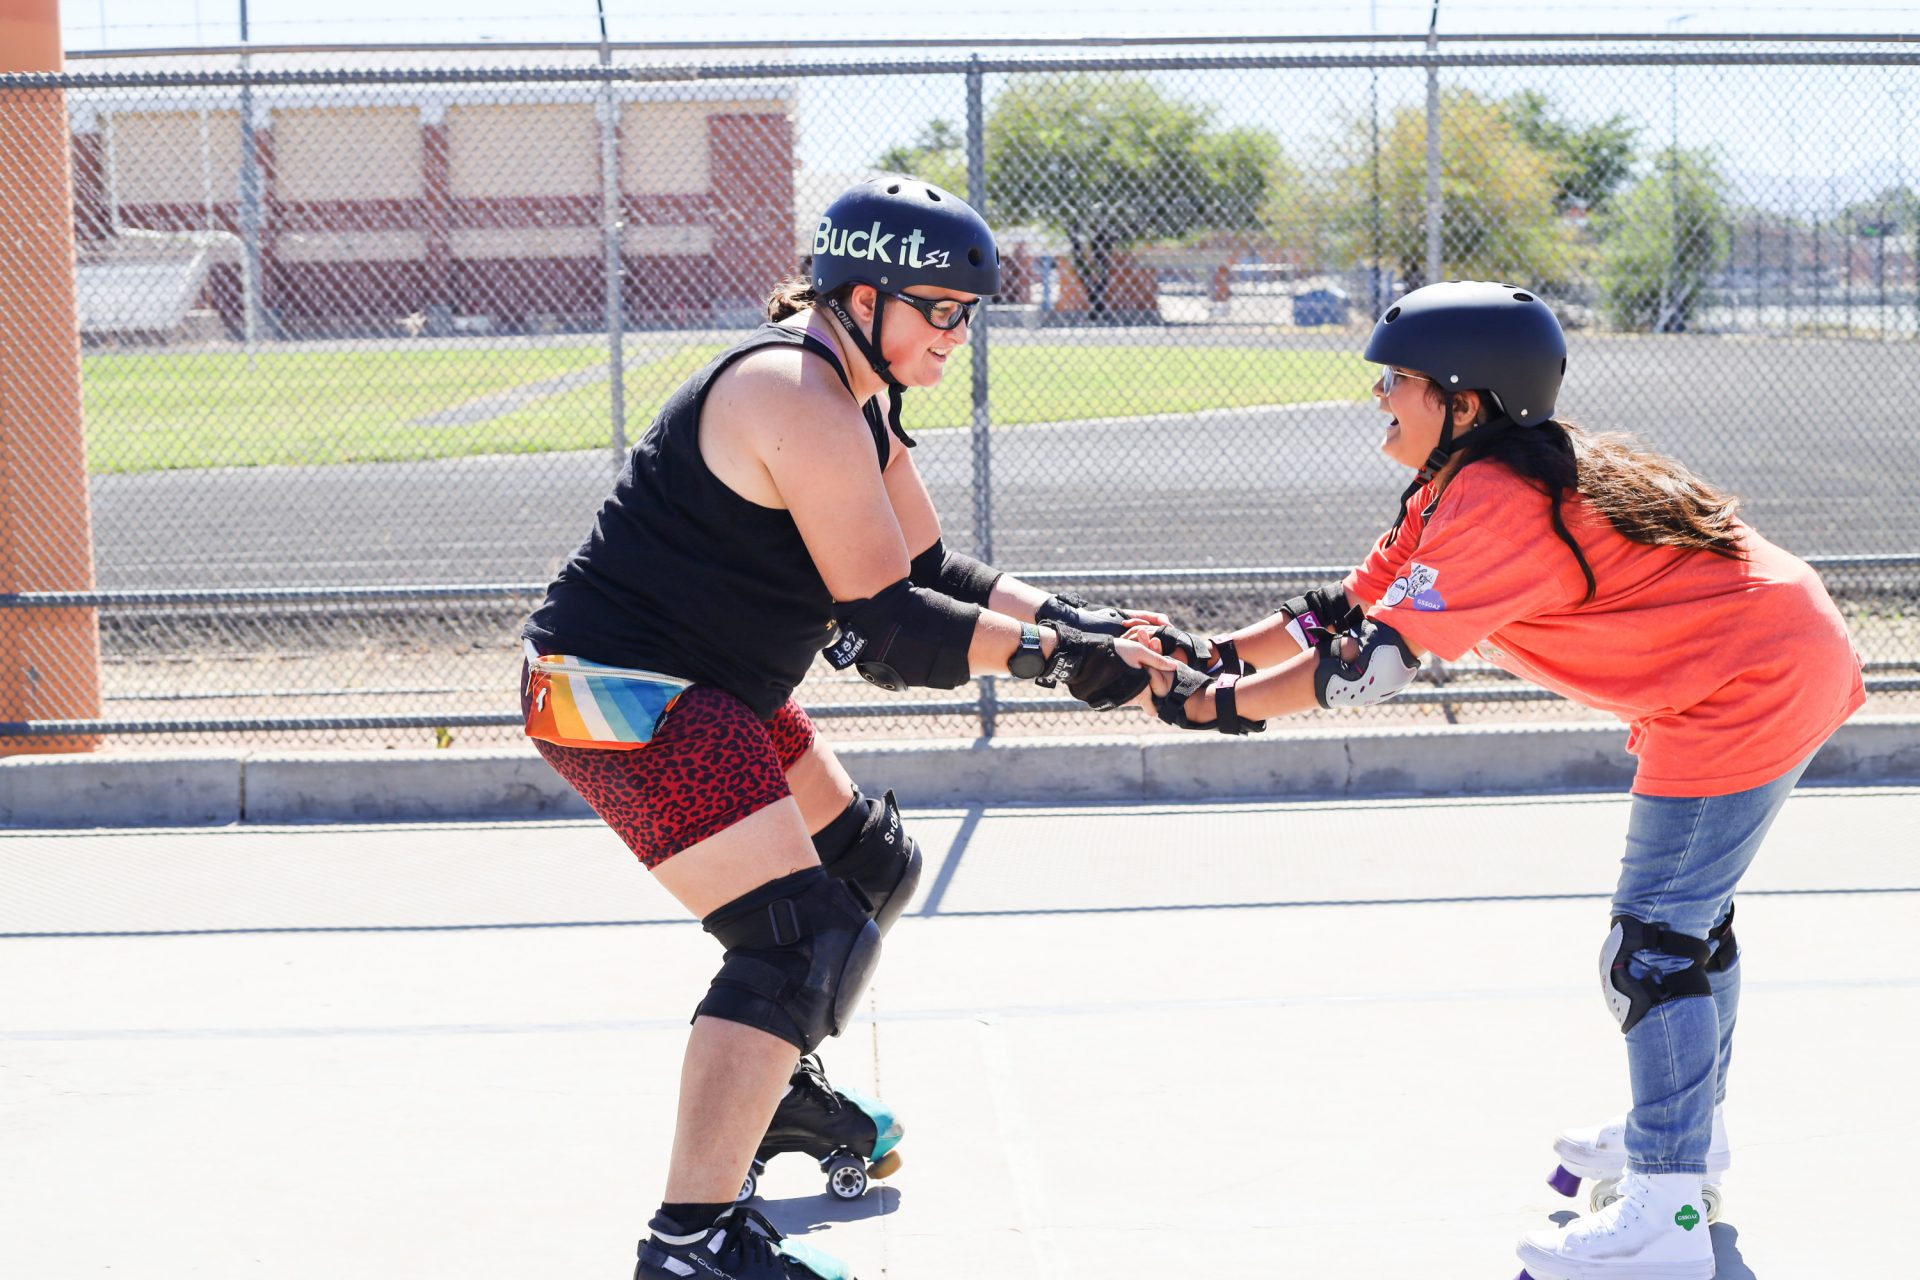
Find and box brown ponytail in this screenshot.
[765,269,817,322]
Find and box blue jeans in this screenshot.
[1611,753,1814,1175]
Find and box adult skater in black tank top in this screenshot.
[522,177,1182,1280]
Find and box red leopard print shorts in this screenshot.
[528,676,816,868]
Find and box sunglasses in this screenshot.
[885,291,980,331]
[1378,367,1433,395]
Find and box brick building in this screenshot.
[69,82,798,336]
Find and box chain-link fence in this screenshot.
[3,37,1918,750]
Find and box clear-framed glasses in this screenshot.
[1378,366,1433,396]
[885,291,980,331]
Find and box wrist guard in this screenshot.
[1035,590,1131,638]
[1034,623,1150,711]
[1153,668,1264,734]
[1149,624,1212,670]
[1150,626,1255,677]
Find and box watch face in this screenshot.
[1008,628,1045,680]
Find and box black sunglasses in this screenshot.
[884,291,980,331]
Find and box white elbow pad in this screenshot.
[1313,620,1421,708]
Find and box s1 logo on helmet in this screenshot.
[814,216,934,268]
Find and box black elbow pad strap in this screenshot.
[908,538,1002,607]
[1281,584,1365,648]
[825,579,980,691]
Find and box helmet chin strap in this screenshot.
[821,293,915,448]
[1388,390,1460,527]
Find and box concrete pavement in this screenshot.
[7,717,1920,827]
[3,786,1916,1278]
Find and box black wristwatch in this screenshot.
[1007,622,1047,680]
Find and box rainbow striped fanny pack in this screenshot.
[522,642,692,751]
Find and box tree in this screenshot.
[1322,88,1574,291]
[1595,147,1733,332]
[1839,184,1920,238]
[876,119,966,195]
[1501,90,1639,214]
[980,75,1277,318]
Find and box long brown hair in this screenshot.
[1419,389,1746,602]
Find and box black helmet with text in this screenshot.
[809,176,1000,439]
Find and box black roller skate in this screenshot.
[636,1204,854,1279]
[737,1053,903,1203]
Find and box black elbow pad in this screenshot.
[908,538,1001,607]
[825,579,980,691]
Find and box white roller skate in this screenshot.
[1517,1171,1715,1279]
[1547,1106,1728,1224]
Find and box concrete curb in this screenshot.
[4,718,1919,828]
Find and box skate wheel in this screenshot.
[1588,1176,1622,1215]
[823,1154,868,1200]
[736,1158,765,1204]
[1703,1183,1723,1224]
[1546,1165,1582,1198]
[868,1150,903,1181]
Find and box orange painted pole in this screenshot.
[0,0,102,754]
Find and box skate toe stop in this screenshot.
[869,1151,902,1180]
[1546,1165,1582,1198]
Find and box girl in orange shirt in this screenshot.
[1140,281,1862,1280]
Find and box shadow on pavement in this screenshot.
[759,1185,901,1239]
[1713,1222,1757,1279]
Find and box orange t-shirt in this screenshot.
[1344,460,1864,797]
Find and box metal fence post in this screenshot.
[0,0,103,752]
[1423,12,1442,286]
[238,50,264,358]
[598,43,629,462]
[966,56,997,739]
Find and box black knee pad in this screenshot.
[1704,903,1739,975]
[694,867,881,1053]
[1600,914,1713,1035]
[812,788,923,937]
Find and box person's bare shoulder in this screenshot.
[706,336,872,480]
[710,337,861,435]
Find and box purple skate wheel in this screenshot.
[1546,1165,1582,1198]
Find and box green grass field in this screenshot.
[81,341,1373,474]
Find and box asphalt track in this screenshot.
[90,332,1920,590]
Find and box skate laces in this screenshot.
[709,1207,786,1270]
[790,1055,845,1113]
[1591,1172,1648,1237]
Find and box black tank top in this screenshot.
[523,323,893,719]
